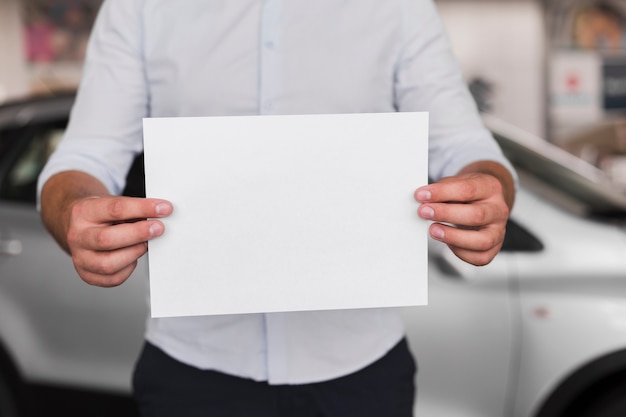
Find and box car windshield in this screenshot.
[484,114,626,219]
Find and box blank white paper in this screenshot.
[143,112,429,317]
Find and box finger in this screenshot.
[418,201,506,228]
[415,174,501,204]
[429,223,504,254]
[77,220,165,251]
[448,245,501,267]
[72,196,173,224]
[73,242,148,286]
[77,260,140,288]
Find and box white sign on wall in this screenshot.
[550,51,603,141]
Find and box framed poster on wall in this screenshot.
[546,0,626,51]
[21,0,102,93]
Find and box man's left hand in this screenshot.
[414,161,515,266]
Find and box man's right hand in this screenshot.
[67,195,173,287]
[40,171,173,288]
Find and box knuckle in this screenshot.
[72,258,102,285]
[94,229,113,249]
[482,234,498,251]
[470,208,487,225]
[68,201,87,227]
[482,228,502,251]
[110,263,137,287]
[70,199,86,217]
[71,254,85,273]
[70,250,124,286]
[92,256,118,276]
[501,203,511,219]
[462,231,498,255]
[489,175,503,192]
[66,227,80,248]
[457,181,476,201]
[108,199,125,220]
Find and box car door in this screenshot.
[402,234,520,417]
[0,116,148,393]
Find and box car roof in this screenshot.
[0,91,76,130]
[484,114,626,217]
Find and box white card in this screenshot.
[143,112,429,317]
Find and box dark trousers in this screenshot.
[132,338,416,417]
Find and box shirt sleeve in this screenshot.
[395,0,517,183]
[37,0,148,201]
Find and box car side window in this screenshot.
[123,153,146,198]
[0,128,20,166]
[501,219,544,252]
[0,122,65,204]
[0,119,146,204]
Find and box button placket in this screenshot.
[258,0,280,115]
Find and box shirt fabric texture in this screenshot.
[38,0,516,385]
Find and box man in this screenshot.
[38,0,515,416]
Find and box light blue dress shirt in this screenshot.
[39,0,515,384]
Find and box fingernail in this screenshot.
[416,189,431,202]
[149,222,163,238]
[155,202,172,216]
[420,206,435,220]
[431,225,445,240]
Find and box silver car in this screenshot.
[1,94,626,417]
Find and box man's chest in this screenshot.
[142,0,402,117]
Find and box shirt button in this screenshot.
[264,41,275,50]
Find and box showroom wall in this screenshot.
[0,0,28,102]
[437,0,546,138]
